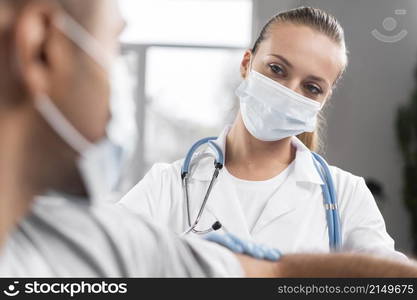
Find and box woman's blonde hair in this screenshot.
[251,7,348,152]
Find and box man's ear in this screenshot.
[12,1,59,99]
[240,50,252,79]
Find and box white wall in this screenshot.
[252,0,417,253]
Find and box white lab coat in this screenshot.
[120,127,406,261]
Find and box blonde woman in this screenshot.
[120,7,406,260]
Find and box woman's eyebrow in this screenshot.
[268,54,294,68]
[307,75,326,83]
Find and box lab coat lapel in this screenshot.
[251,137,324,235]
[205,170,252,240]
[251,175,299,235]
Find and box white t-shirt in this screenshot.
[223,162,294,232]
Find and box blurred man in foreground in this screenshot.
[0,0,416,277]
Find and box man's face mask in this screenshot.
[34,11,137,202]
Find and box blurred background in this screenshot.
[115,0,417,255]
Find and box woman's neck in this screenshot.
[225,114,296,181]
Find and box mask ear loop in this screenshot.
[34,12,113,155]
[35,94,94,154]
[54,13,111,72]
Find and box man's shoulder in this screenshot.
[31,194,158,247]
[10,195,160,277]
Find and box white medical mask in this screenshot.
[34,12,137,202]
[236,70,322,142]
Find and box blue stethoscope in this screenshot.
[181,137,342,251]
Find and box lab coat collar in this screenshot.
[191,126,324,186]
[291,137,325,185]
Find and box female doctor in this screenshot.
[120,7,406,260]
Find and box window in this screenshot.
[118,0,253,188]
[120,0,252,46]
[144,47,243,166]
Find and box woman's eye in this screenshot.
[305,84,323,95]
[269,64,285,75]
